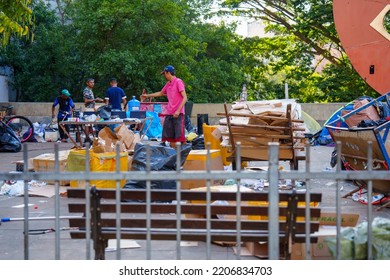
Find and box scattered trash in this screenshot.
[351,191,388,205]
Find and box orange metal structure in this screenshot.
[333,0,390,94]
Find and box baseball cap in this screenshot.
[161,65,175,75]
[61,89,71,97]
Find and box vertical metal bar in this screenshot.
[235,143,242,260]
[23,144,29,260]
[268,142,280,260]
[85,143,91,260]
[115,144,121,260]
[54,144,60,260]
[367,142,373,260]
[146,144,152,260]
[205,142,211,259]
[304,143,311,260]
[175,142,182,260]
[335,141,342,260]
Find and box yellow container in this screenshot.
[182,149,224,189]
[202,124,232,166]
[33,151,70,185]
[66,149,128,189]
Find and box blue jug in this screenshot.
[127,96,140,117]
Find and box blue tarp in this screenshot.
[313,101,354,145]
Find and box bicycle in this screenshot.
[0,105,34,143]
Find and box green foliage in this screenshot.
[222,0,375,102]
[1,0,246,103]
[2,0,376,104]
[0,0,80,102]
[0,0,33,46]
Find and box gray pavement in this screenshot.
[0,142,389,260]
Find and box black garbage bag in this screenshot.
[0,122,21,152]
[124,142,192,190]
[189,135,205,150]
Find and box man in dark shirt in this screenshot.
[51,89,75,142]
[104,78,127,111]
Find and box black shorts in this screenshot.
[161,114,186,143]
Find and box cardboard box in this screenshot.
[97,126,126,152]
[32,151,70,185]
[235,242,283,259]
[182,149,224,189]
[114,124,135,150]
[237,213,360,260]
[291,212,360,260]
[315,212,360,227]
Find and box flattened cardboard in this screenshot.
[316,212,360,227]
[291,213,360,260]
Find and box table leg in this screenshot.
[59,123,79,148]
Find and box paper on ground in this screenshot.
[105,239,141,251]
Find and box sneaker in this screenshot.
[60,139,68,143]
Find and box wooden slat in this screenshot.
[217,112,304,123]
[69,203,321,219]
[68,187,322,259]
[67,189,322,203]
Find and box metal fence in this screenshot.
[0,141,389,260]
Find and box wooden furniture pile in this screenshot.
[219,100,308,170]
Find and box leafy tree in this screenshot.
[0,0,33,46]
[0,0,80,102]
[220,0,377,102]
[1,0,249,103]
[69,0,244,103]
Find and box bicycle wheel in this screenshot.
[6,115,34,143]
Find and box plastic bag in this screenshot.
[124,142,192,190]
[0,122,21,152]
[143,111,163,139]
[324,217,390,259]
[189,135,205,150]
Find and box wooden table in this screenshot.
[59,118,149,148]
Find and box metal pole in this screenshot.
[54,144,60,260]
[285,83,289,99]
[268,142,280,260]
[23,144,29,260]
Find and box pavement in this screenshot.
[0,141,389,260]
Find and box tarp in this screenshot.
[312,101,354,145]
[301,110,321,134]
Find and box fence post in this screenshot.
[268,142,280,260]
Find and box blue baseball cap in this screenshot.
[161,65,175,75]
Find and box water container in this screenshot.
[128,96,140,112]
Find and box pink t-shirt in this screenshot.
[161,77,185,115]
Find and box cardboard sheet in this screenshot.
[105,239,141,251]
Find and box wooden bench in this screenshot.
[67,187,322,260]
[221,103,307,170]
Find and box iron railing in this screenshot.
[0,141,389,260]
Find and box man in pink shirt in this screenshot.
[141,65,187,147]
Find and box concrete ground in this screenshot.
[0,141,389,260]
